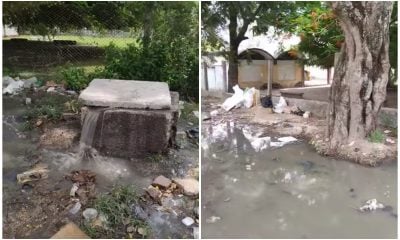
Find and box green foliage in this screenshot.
[64,99,82,114]
[88,185,149,238]
[368,130,385,143]
[61,67,91,91]
[23,94,74,129]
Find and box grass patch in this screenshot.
[82,185,149,239]
[23,93,77,129]
[368,129,385,143]
[6,34,137,48]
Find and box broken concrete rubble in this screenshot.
[152,175,172,189]
[173,178,199,196]
[17,164,50,184]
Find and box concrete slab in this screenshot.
[79,79,171,109]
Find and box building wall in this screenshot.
[272,60,303,88]
[238,59,303,89]
[238,60,269,89]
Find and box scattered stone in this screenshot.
[173,178,199,196]
[182,217,195,226]
[359,199,385,212]
[65,90,77,95]
[132,204,147,220]
[126,226,135,233]
[152,175,172,189]
[25,98,31,105]
[193,111,199,118]
[384,130,391,134]
[17,164,49,184]
[146,185,162,202]
[36,119,43,127]
[206,216,221,223]
[82,208,98,221]
[245,165,252,171]
[69,201,82,215]
[223,197,231,202]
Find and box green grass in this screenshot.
[180,102,199,125]
[368,129,385,143]
[5,34,137,48]
[82,185,149,239]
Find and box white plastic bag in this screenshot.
[243,87,256,108]
[273,96,287,113]
[222,85,244,111]
[3,79,24,95]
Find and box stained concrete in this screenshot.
[79,79,172,110]
[82,91,179,158]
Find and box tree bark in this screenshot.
[327,2,393,149]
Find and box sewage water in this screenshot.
[80,109,100,147]
[202,121,397,238]
[3,96,198,238]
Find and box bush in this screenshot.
[98,38,198,101]
[61,67,91,91]
[368,130,385,143]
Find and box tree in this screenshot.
[327,1,393,149]
[202,1,297,92]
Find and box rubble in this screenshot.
[173,178,199,196]
[152,175,172,189]
[181,216,195,226]
[17,164,50,184]
[359,199,385,212]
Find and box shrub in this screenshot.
[368,130,385,143]
[61,67,91,91]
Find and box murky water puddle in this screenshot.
[202,121,397,238]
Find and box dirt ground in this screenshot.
[202,95,397,166]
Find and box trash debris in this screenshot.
[82,208,98,221]
[146,185,162,202]
[3,78,24,95]
[245,164,252,171]
[70,183,79,197]
[206,216,221,223]
[222,85,244,111]
[359,199,385,212]
[17,164,50,184]
[182,216,195,226]
[25,98,32,105]
[65,170,96,186]
[23,77,37,88]
[186,127,199,140]
[47,87,56,92]
[277,136,298,143]
[69,201,82,215]
[386,138,395,144]
[193,111,199,118]
[137,227,147,236]
[273,96,287,113]
[152,175,172,189]
[290,106,305,116]
[261,95,273,108]
[384,130,391,134]
[210,110,219,117]
[243,87,256,108]
[303,111,311,118]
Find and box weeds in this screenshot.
[368,129,385,143]
[83,185,149,239]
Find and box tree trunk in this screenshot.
[327,67,331,84]
[327,2,393,149]
[227,45,239,92]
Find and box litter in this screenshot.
[261,95,273,108]
[359,199,385,212]
[17,164,50,184]
[303,111,311,118]
[277,136,298,143]
[210,110,219,116]
[69,201,82,215]
[82,208,98,221]
[193,111,199,118]
[70,183,79,197]
[222,85,244,111]
[182,216,195,226]
[243,87,256,108]
[273,96,287,113]
[206,216,221,223]
[3,78,24,95]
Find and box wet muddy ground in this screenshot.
[201,98,397,239]
[3,94,199,239]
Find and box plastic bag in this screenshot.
[222,85,244,111]
[273,96,287,113]
[243,87,256,108]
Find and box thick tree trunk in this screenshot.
[327,2,393,149]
